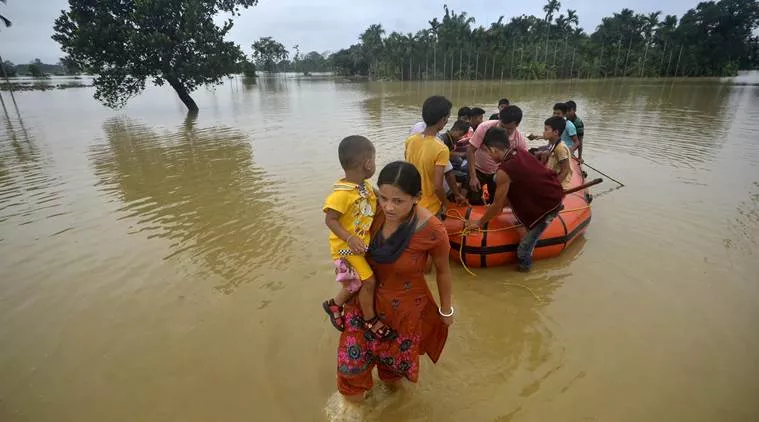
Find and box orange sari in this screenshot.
[336,216,449,396]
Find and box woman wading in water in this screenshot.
[335,161,455,402]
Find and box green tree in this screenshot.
[360,24,385,77]
[1,60,15,77]
[52,0,259,112]
[292,44,301,73]
[330,45,368,76]
[251,37,288,73]
[59,56,80,75]
[28,63,44,78]
[300,51,328,73]
[241,59,257,78]
[330,0,759,81]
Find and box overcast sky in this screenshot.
[1,0,699,65]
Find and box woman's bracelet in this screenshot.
[438,306,455,317]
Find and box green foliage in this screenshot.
[298,51,330,73]
[242,60,257,78]
[252,37,288,72]
[52,0,259,111]
[28,64,44,78]
[59,57,81,75]
[330,0,759,80]
[330,45,369,76]
[1,60,15,77]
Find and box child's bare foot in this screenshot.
[364,317,397,341]
[322,299,345,332]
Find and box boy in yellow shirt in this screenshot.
[404,95,452,216]
[322,136,395,341]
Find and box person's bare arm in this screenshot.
[557,158,570,182]
[472,169,510,228]
[433,165,447,211]
[446,171,467,205]
[467,144,480,191]
[569,135,580,153]
[432,235,454,326]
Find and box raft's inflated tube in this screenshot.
[445,159,592,268]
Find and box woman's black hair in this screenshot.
[377,161,422,197]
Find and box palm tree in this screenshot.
[640,12,661,76]
[1,0,11,28]
[542,0,561,76]
[566,9,579,28]
[360,24,385,78]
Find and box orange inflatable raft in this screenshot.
[444,158,593,268]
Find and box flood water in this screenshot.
[1,74,758,421]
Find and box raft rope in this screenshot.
[444,205,592,303]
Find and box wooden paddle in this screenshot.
[563,178,603,195]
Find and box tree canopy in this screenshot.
[330,0,759,80]
[252,37,289,72]
[52,0,259,112]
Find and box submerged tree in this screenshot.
[52,0,259,112]
[27,63,44,78]
[252,37,288,73]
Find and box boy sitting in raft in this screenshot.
[490,98,510,120]
[566,100,584,161]
[529,103,579,157]
[541,116,573,189]
[468,127,564,272]
[439,119,471,172]
[470,107,486,130]
[322,136,396,340]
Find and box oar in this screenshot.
[564,178,603,195]
[581,161,624,187]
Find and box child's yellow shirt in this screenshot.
[323,180,377,258]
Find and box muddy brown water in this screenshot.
[1,74,758,421]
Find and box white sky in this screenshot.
[0,0,699,64]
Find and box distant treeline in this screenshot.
[1,58,80,78]
[326,0,759,80]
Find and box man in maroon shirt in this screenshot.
[468,126,564,272]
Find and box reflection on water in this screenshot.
[0,116,68,233]
[90,117,293,293]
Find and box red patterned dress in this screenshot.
[336,217,450,395]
